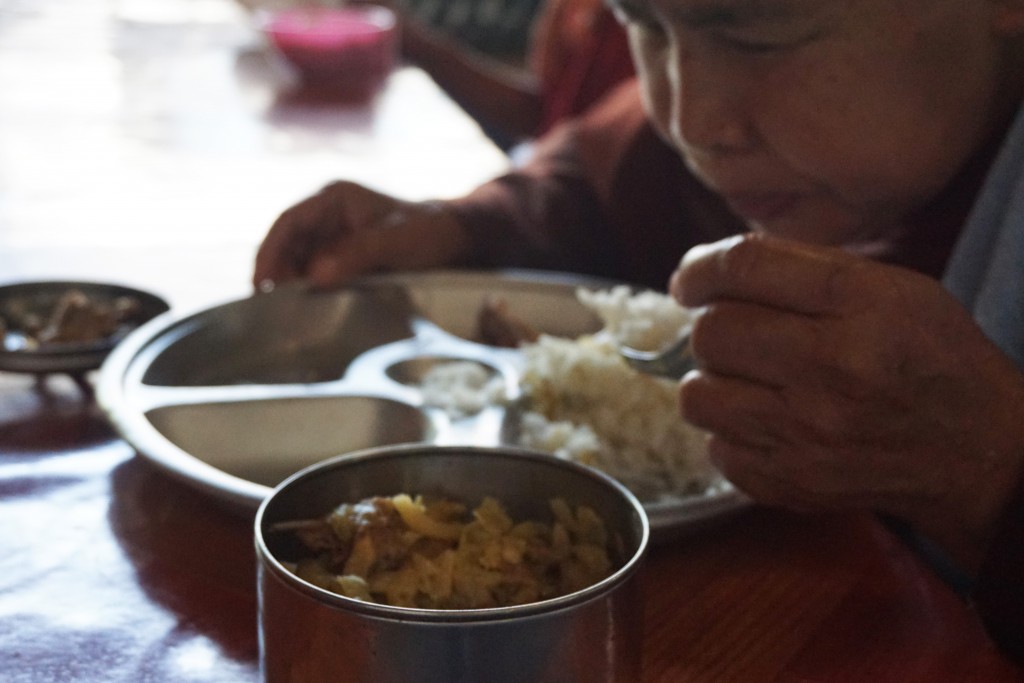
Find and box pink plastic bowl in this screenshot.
[262,5,397,92]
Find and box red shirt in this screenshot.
[529,0,636,136]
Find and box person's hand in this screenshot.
[253,180,470,290]
[669,233,1024,569]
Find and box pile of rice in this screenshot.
[420,286,721,503]
[513,286,718,502]
[575,286,693,352]
[419,361,507,418]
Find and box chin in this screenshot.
[747,210,874,248]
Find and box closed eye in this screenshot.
[712,27,825,55]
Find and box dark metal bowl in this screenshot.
[0,280,170,374]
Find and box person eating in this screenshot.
[253,0,1024,661]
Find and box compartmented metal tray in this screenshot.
[97,270,747,540]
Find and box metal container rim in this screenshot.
[255,443,651,623]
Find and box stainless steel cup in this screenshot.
[255,444,650,683]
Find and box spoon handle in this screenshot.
[618,330,694,379]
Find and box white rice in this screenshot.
[421,286,720,503]
[418,360,507,418]
[514,288,716,501]
[575,285,693,352]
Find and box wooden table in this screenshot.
[1,1,1022,681]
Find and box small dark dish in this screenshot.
[0,281,170,374]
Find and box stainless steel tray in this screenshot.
[97,270,748,541]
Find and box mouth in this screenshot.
[721,192,801,224]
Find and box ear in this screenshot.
[992,0,1024,34]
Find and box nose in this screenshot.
[668,45,754,156]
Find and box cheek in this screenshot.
[738,76,908,230]
[751,61,857,169]
[752,37,995,211]
[628,32,675,144]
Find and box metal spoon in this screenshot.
[618,329,695,379]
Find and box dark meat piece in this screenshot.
[477,296,540,348]
[273,497,411,573]
[37,290,120,344]
[272,518,352,570]
[338,497,411,572]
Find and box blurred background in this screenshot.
[359,0,543,61]
[0,0,515,312]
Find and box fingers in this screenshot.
[690,382,869,512]
[703,437,784,507]
[252,181,407,290]
[253,187,346,288]
[308,202,469,285]
[670,233,863,315]
[704,437,829,512]
[254,184,471,292]
[252,218,305,287]
[254,229,322,287]
[671,233,896,393]
[303,217,402,287]
[689,299,831,389]
[679,369,788,450]
[670,234,1024,550]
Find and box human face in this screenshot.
[610,0,1012,245]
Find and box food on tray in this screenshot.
[38,290,143,344]
[418,360,507,417]
[2,289,145,350]
[476,295,540,348]
[274,494,613,609]
[421,286,721,502]
[575,286,692,353]
[514,286,719,501]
